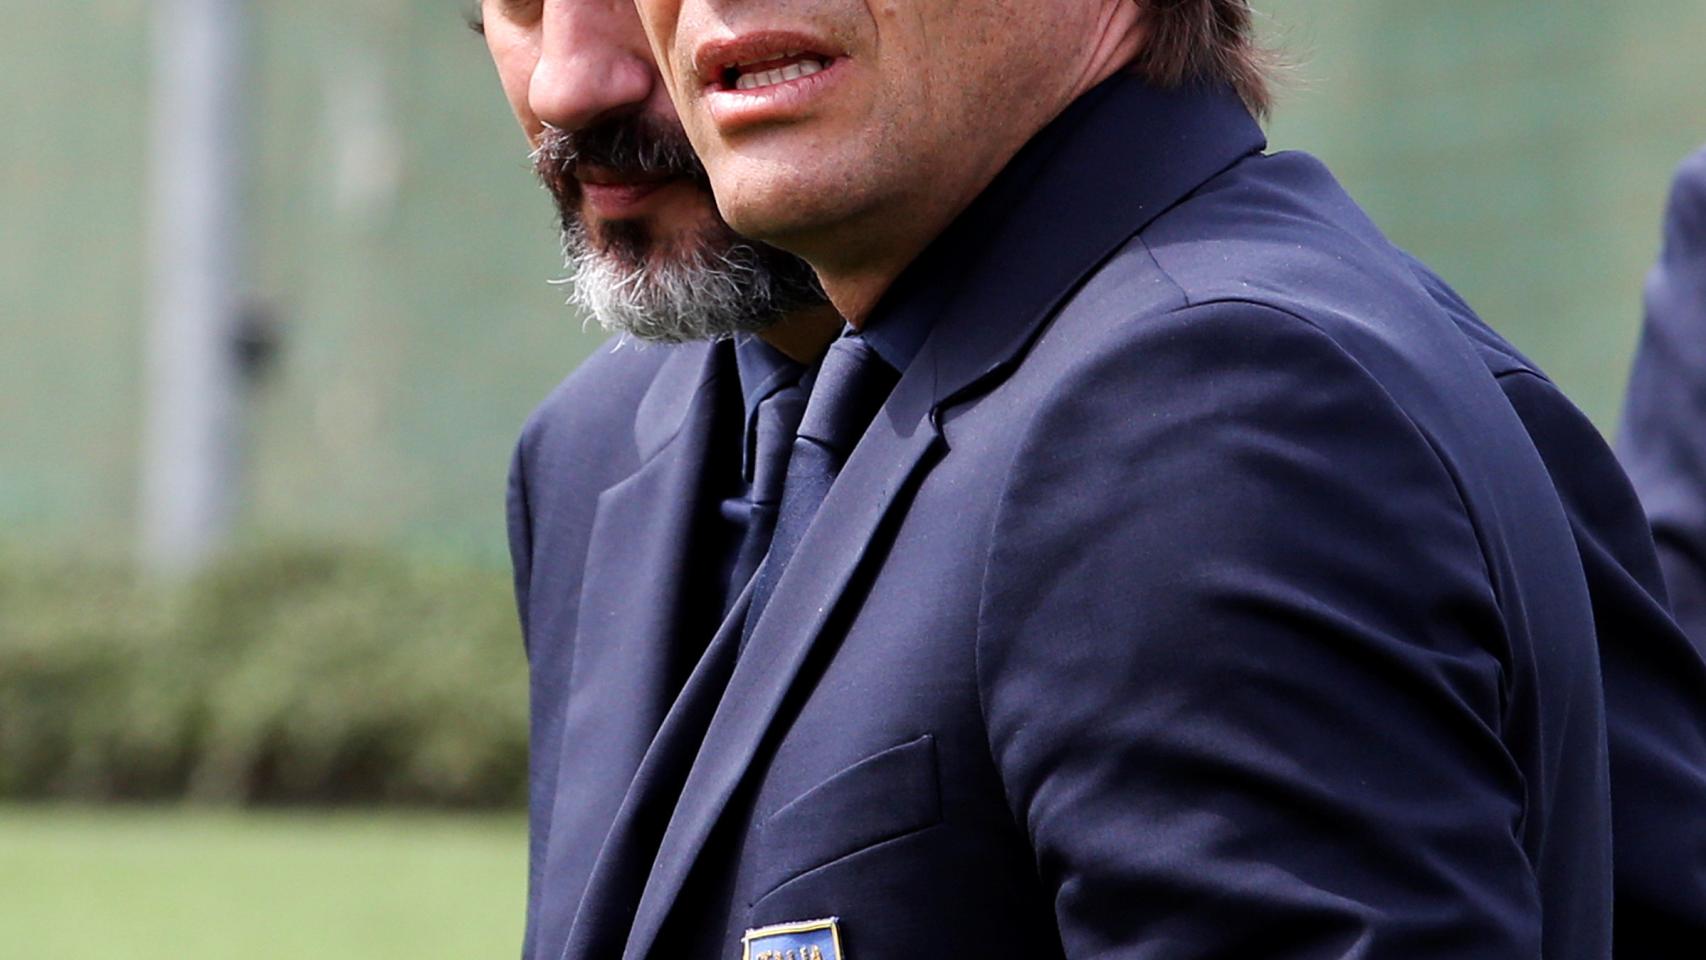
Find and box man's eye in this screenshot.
[464,4,485,35]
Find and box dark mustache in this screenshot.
[532,115,711,187]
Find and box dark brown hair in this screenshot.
[1130,0,1275,118]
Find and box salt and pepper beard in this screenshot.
[533,118,829,345]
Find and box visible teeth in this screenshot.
[735,51,799,68]
[733,58,824,91]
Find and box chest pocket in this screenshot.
[752,734,942,905]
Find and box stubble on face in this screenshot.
[532,115,828,345]
[633,0,1140,322]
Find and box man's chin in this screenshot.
[558,214,819,346]
[574,186,727,262]
[572,216,655,272]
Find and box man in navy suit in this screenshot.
[469,3,842,955]
[1621,146,1706,654]
[484,0,1706,956]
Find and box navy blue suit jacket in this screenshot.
[1622,146,1706,653]
[509,79,1706,960]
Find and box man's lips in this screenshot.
[694,31,844,93]
[693,31,848,132]
[576,165,673,188]
[576,167,685,219]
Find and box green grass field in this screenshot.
[0,806,527,959]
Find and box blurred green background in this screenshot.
[4,1,1704,558]
[0,808,524,959]
[2,0,1703,956]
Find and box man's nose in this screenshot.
[528,3,657,132]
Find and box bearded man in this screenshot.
[471,3,839,958]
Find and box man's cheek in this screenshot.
[637,5,681,82]
[491,55,538,129]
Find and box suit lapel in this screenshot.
[559,572,758,960]
[535,342,733,954]
[617,366,943,960]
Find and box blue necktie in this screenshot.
[727,377,809,606]
[743,334,899,641]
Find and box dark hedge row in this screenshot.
[0,546,528,807]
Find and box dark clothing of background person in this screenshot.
[509,79,1706,960]
[1621,145,1706,656]
[1414,253,1706,953]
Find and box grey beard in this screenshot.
[557,217,827,346]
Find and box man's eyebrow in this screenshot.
[464,3,484,35]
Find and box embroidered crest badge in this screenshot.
[742,917,844,960]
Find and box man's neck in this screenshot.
[812,48,1147,329]
[757,304,844,364]
[819,264,911,332]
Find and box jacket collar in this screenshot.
[870,73,1265,406]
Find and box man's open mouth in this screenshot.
[697,33,845,95]
[722,53,833,92]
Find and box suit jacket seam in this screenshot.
[1177,297,1516,718]
[972,391,1047,837]
[1052,243,1499,608]
[1492,366,1556,389]
[1133,235,1194,310]
[1185,297,1503,602]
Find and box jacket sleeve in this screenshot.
[1498,368,1706,955]
[1619,145,1706,656]
[975,302,1545,958]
